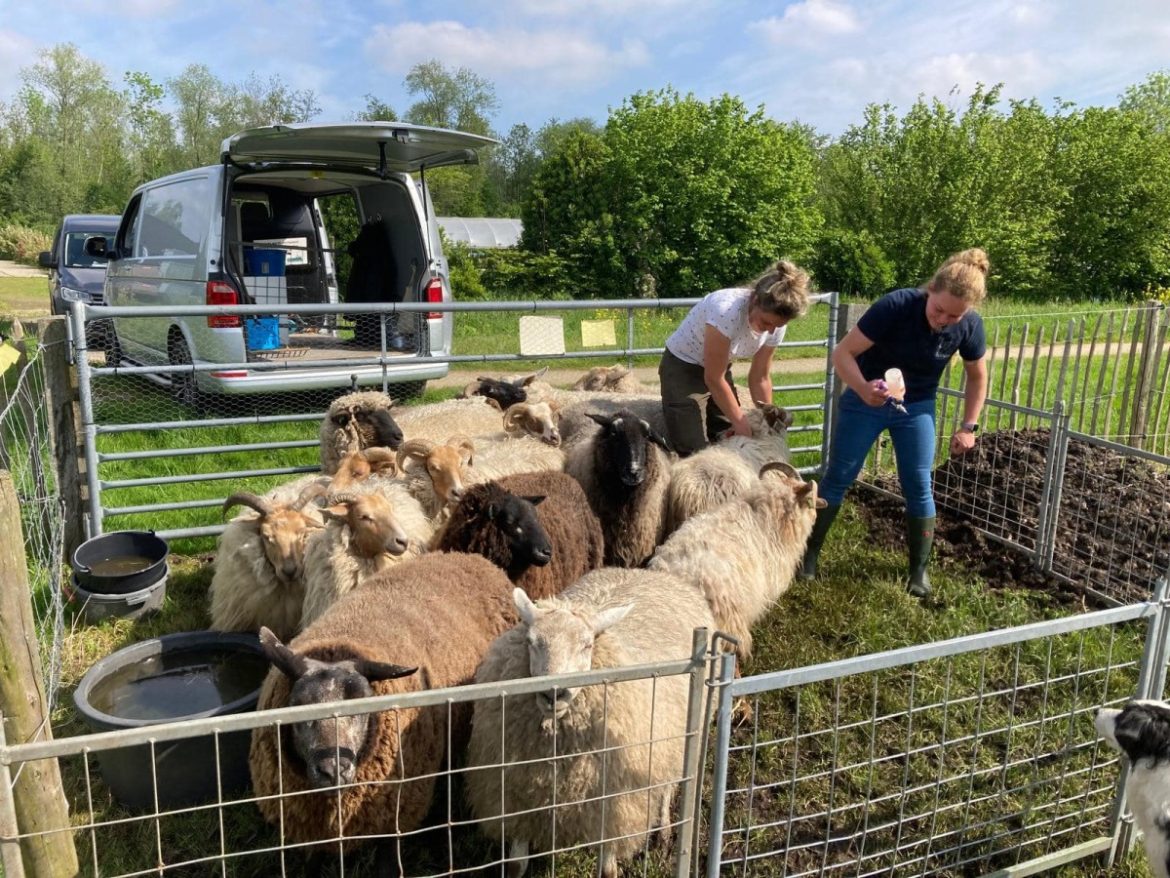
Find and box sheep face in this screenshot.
[464,377,528,410]
[587,410,671,488]
[572,364,630,392]
[331,408,404,451]
[259,627,416,788]
[513,588,631,720]
[330,448,399,491]
[259,510,323,584]
[322,493,410,559]
[504,402,561,446]
[399,437,476,506]
[470,489,552,577]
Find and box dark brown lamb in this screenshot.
[430,471,604,599]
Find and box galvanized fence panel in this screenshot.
[705,599,1160,878]
[71,294,838,544]
[0,327,67,712]
[0,639,711,878]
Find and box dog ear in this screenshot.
[1115,703,1170,763]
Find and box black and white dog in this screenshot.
[1096,700,1170,878]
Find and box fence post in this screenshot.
[674,628,712,878]
[1034,401,1069,573]
[69,303,102,538]
[822,298,860,475]
[1129,301,1163,450]
[0,471,79,877]
[704,652,737,878]
[36,318,86,560]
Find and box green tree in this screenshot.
[124,71,181,184]
[168,64,228,167]
[523,89,820,298]
[1120,70,1170,133]
[356,94,398,122]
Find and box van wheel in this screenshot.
[168,336,203,412]
[392,381,425,402]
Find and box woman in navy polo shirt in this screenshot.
[800,248,990,599]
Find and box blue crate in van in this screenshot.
[245,316,282,350]
[244,248,286,277]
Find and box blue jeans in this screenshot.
[820,389,937,517]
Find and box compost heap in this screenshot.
[854,428,1170,604]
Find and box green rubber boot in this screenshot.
[799,504,841,580]
[906,515,936,599]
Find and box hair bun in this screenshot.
[953,248,990,277]
[772,259,799,281]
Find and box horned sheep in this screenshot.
[319,390,404,476]
[571,363,645,393]
[299,483,434,629]
[430,471,604,598]
[564,409,673,567]
[208,482,327,642]
[649,462,824,662]
[249,552,518,849]
[465,571,714,878]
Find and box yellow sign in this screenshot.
[581,320,617,348]
[0,341,21,376]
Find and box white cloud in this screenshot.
[0,29,40,101]
[503,0,693,16]
[750,0,861,44]
[364,20,650,86]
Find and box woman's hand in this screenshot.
[859,379,890,407]
[950,429,977,456]
[729,414,753,438]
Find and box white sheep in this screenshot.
[319,390,405,476]
[664,404,794,532]
[465,571,714,878]
[649,462,825,662]
[208,481,327,642]
[299,482,434,629]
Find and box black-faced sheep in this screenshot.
[319,391,404,476]
[465,572,714,878]
[249,552,519,848]
[564,409,673,567]
[649,462,824,662]
[430,471,604,598]
[209,485,326,642]
[460,367,549,410]
[299,484,434,629]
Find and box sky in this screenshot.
[2,0,1169,139]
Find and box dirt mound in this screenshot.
[854,428,1170,605]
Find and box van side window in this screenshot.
[120,197,143,256]
[139,177,212,258]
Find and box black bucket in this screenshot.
[72,531,169,595]
[72,631,269,811]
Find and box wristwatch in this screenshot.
[960,422,980,434]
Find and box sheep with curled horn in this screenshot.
[209,480,328,642]
[319,391,405,476]
[649,460,824,663]
[571,363,645,394]
[299,484,434,629]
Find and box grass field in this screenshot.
[0,285,1161,875]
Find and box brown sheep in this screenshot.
[430,471,604,599]
[249,552,518,848]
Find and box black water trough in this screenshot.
[72,530,169,595]
[72,631,270,811]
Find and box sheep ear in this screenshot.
[593,604,632,635]
[356,659,418,682]
[522,494,547,507]
[586,412,612,428]
[485,502,499,520]
[647,427,672,452]
[321,503,348,522]
[519,367,548,387]
[794,481,820,508]
[259,627,311,680]
[514,587,538,625]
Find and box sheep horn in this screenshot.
[449,434,476,466]
[503,403,531,433]
[364,446,399,465]
[482,395,503,410]
[397,438,436,469]
[759,461,802,481]
[223,492,272,518]
[461,379,484,399]
[324,490,361,507]
[519,366,549,387]
[292,479,330,510]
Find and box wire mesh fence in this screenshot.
[0,325,67,712]
[706,600,1158,878]
[1,641,711,878]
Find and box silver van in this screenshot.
[86,122,494,405]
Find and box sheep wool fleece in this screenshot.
[249,552,517,845]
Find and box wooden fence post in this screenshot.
[35,318,86,560]
[1129,302,1163,450]
[0,471,79,876]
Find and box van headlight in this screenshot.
[59,287,84,302]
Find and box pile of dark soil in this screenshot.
[853,428,1170,605]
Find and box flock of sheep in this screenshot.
[205,364,824,876]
